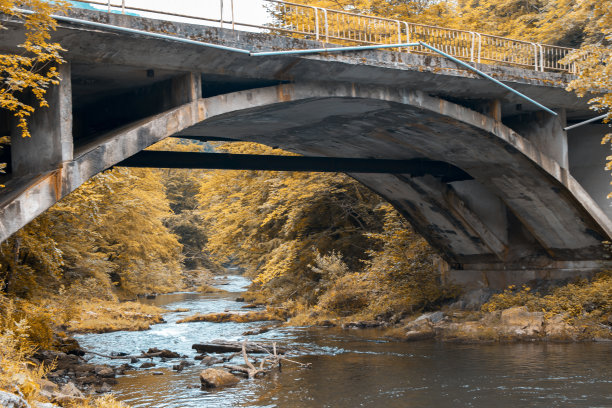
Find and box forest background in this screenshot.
[0,0,611,406]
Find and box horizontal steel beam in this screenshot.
[117,151,472,181]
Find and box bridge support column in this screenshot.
[170,72,201,106]
[507,109,568,169]
[568,124,612,219]
[11,63,73,177]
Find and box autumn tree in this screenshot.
[0,0,68,137]
[197,142,452,318]
[0,167,183,299]
[148,138,221,272]
[197,142,386,301]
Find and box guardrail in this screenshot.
[71,0,577,74]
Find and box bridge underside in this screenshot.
[2,81,611,289]
[1,10,611,289]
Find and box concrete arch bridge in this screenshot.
[0,7,610,288]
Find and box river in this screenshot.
[75,275,612,408]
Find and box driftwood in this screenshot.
[193,340,294,354]
[223,340,311,379]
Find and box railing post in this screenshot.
[323,9,328,43]
[121,0,125,14]
[231,0,235,30]
[107,0,110,13]
[470,32,475,62]
[396,21,401,45]
[404,22,410,53]
[313,7,319,40]
[532,43,538,71]
[220,0,223,28]
[477,33,481,63]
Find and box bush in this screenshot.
[483,271,612,322]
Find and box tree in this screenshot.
[148,138,221,271]
[197,142,386,301]
[0,167,184,299]
[0,0,68,137]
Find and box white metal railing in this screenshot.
[70,0,578,74]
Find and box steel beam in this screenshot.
[117,151,472,181]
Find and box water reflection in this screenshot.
[76,276,612,408]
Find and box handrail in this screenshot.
[72,0,577,74]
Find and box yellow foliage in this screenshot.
[0,0,69,137]
[198,147,453,322]
[198,142,384,290]
[66,300,166,334]
[0,167,184,299]
[483,271,612,322]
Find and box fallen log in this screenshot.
[192,340,293,355]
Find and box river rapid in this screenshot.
[75,275,612,408]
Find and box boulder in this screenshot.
[146,348,181,358]
[59,382,84,399]
[199,368,240,389]
[404,330,436,341]
[0,391,30,408]
[140,362,156,369]
[97,382,112,393]
[52,382,86,405]
[544,314,575,339]
[37,379,59,394]
[499,306,544,336]
[404,315,434,332]
[94,365,115,378]
[199,356,224,366]
[448,289,495,310]
[342,321,382,329]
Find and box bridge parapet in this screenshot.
[73,0,578,73]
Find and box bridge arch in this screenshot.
[1,82,610,279]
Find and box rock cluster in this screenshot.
[395,306,608,342]
[33,350,117,392]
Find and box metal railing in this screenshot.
[71,0,578,74]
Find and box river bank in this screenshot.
[3,272,611,408]
[71,275,611,408]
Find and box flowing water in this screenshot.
[76,275,612,408]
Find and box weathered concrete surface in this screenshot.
[173,83,611,265]
[568,124,612,218]
[0,8,593,118]
[11,63,73,177]
[0,10,610,287]
[0,100,203,242]
[1,83,609,273]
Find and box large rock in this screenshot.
[500,306,544,336]
[37,379,59,395]
[59,382,84,399]
[402,313,441,341]
[94,365,115,378]
[449,289,495,310]
[0,391,30,408]
[199,368,240,389]
[544,314,575,339]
